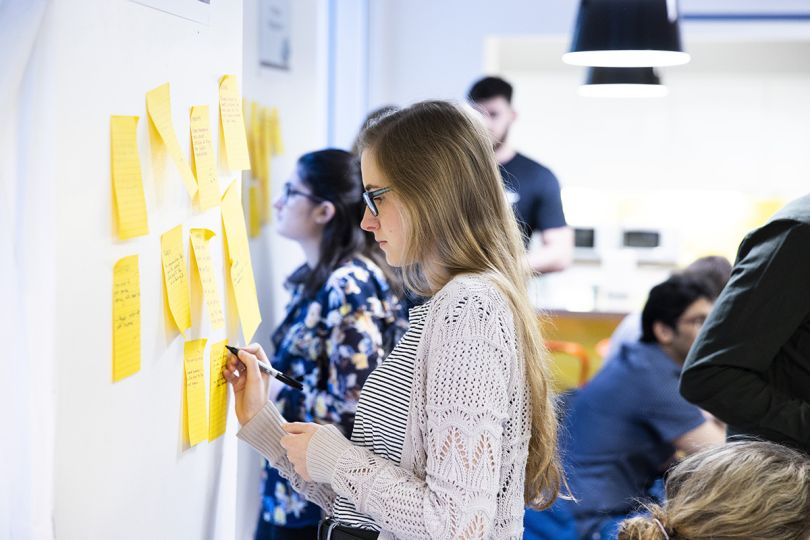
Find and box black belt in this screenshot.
[317,518,379,540]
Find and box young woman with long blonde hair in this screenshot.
[224,100,562,539]
[618,441,810,540]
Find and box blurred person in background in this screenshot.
[561,274,725,540]
[607,256,732,359]
[467,75,572,274]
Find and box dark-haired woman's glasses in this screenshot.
[362,187,392,217]
[282,182,324,205]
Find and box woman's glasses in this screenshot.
[362,187,392,217]
[282,182,325,205]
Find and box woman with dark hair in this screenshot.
[255,149,407,540]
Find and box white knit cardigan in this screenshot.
[238,274,531,539]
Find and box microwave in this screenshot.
[573,225,679,265]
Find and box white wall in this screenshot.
[240,0,333,535]
[243,0,329,337]
[20,1,245,538]
[367,0,579,107]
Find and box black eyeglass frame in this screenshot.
[282,182,325,205]
[362,187,392,217]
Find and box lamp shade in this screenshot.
[563,0,690,67]
[578,67,669,97]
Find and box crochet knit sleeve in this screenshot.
[307,280,517,538]
[237,401,338,513]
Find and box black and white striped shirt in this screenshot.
[331,300,431,529]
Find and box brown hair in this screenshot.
[618,441,810,540]
[358,100,562,508]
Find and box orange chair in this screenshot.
[545,340,591,391]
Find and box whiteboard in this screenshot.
[32,1,248,538]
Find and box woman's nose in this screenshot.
[273,196,284,210]
[360,207,377,231]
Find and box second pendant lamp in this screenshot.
[579,67,669,97]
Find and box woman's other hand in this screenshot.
[280,422,319,481]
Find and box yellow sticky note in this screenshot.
[259,107,272,223]
[189,228,225,329]
[247,101,260,179]
[112,255,141,381]
[218,75,251,171]
[221,181,262,342]
[208,339,228,441]
[269,107,284,156]
[146,83,198,198]
[160,225,192,334]
[248,183,261,238]
[110,116,149,240]
[190,105,220,210]
[184,338,208,446]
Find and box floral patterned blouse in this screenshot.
[258,256,408,530]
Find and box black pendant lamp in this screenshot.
[563,0,690,67]
[579,67,668,97]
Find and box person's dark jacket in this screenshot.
[680,193,810,452]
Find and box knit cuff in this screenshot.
[236,401,288,463]
[307,424,354,484]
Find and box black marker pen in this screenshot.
[225,345,303,390]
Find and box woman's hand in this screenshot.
[280,423,319,481]
[222,343,272,425]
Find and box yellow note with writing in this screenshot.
[221,181,261,342]
[110,116,149,240]
[146,83,198,198]
[248,183,261,238]
[189,228,225,329]
[184,338,208,446]
[160,225,192,334]
[113,255,141,381]
[218,75,251,171]
[208,339,228,441]
[190,105,220,210]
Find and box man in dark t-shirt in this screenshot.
[468,76,572,273]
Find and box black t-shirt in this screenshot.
[499,152,566,240]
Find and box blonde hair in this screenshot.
[618,441,810,540]
[358,100,562,508]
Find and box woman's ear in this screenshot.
[314,201,336,225]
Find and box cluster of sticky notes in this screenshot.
[244,100,285,234]
[108,77,273,450]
